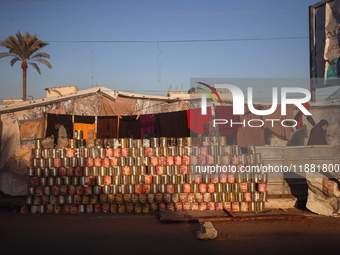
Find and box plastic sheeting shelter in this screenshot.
[0,87,189,195]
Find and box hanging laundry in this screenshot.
[214,106,241,137]
[73,115,96,141]
[100,96,137,116]
[140,114,156,139]
[97,116,118,139]
[187,107,212,135]
[156,110,190,138]
[118,115,141,139]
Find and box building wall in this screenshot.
[46,86,78,97]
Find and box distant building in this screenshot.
[46,86,78,97]
[3,85,78,105]
[3,99,23,105]
[167,85,233,100]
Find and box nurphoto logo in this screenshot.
[197,82,312,128]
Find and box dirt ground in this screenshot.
[0,209,339,255]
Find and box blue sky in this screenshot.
[0,0,337,101]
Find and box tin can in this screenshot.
[62,158,70,167]
[170,165,180,174]
[213,193,221,202]
[166,184,175,194]
[198,184,207,193]
[121,166,130,176]
[258,183,267,192]
[82,195,90,204]
[65,195,73,204]
[206,202,215,211]
[155,194,163,203]
[132,194,141,204]
[192,184,198,193]
[76,204,84,213]
[150,184,158,194]
[166,202,174,211]
[142,185,150,194]
[159,137,168,147]
[146,193,155,203]
[183,202,190,211]
[200,146,209,156]
[257,201,264,211]
[194,174,203,184]
[248,182,256,192]
[28,167,35,177]
[72,194,81,204]
[134,203,142,213]
[150,138,159,147]
[243,192,252,202]
[124,203,133,213]
[240,183,248,192]
[261,173,268,183]
[60,185,68,195]
[143,139,150,148]
[158,184,166,193]
[78,139,87,149]
[135,139,143,148]
[170,193,179,203]
[66,167,75,176]
[31,177,40,187]
[28,186,35,196]
[195,193,203,203]
[177,147,184,157]
[121,148,130,157]
[62,176,70,186]
[35,187,43,196]
[74,167,83,176]
[134,184,142,194]
[138,193,147,204]
[186,174,194,184]
[179,193,187,203]
[202,193,211,203]
[85,176,95,186]
[167,146,176,156]
[190,202,198,211]
[174,156,182,165]
[182,184,191,193]
[253,192,260,202]
[249,201,256,211]
[201,137,210,146]
[67,185,75,195]
[85,204,93,213]
[175,175,184,185]
[111,185,118,194]
[66,148,75,158]
[231,202,240,212]
[33,148,42,159]
[170,175,178,184]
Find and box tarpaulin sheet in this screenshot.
[72,95,102,116]
[306,172,340,217]
[100,96,136,116]
[0,114,28,195]
[135,99,190,115]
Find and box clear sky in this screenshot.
[0,0,337,102]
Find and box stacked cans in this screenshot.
[23,136,267,214]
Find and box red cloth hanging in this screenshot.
[187,107,212,134]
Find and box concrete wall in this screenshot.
[256,145,340,198]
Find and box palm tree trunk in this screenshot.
[22,61,27,101]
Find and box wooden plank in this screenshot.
[198,215,314,223]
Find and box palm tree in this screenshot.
[0,31,52,101]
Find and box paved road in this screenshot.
[0,211,339,255]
